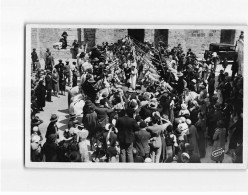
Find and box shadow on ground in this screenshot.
[58,109,69,114]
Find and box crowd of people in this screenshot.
[30,33,243,164]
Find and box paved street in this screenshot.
[36,86,70,145]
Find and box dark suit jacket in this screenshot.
[95,106,113,127]
[45,122,58,139]
[116,116,139,144]
[42,142,58,162]
[45,75,53,90]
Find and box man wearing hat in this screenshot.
[35,78,46,111]
[44,48,50,69]
[45,70,53,102]
[139,100,158,120]
[90,46,101,61]
[45,114,59,140]
[208,73,215,100]
[64,60,71,86]
[95,99,114,128]
[72,39,79,57]
[222,76,232,104]
[61,31,68,49]
[116,108,139,162]
[134,121,151,159]
[54,59,64,75]
[31,115,43,129]
[81,76,97,102]
[31,48,38,72]
[45,51,54,71]
[42,134,59,162]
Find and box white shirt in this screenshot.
[81,61,93,72]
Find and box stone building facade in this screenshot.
[31,28,242,60]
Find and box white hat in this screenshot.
[77,129,89,139]
[144,157,152,163]
[112,119,116,126]
[180,117,186,123]
[33,126,39,132]
[152,111,161,118]
[69,127,78,135]
[182,152,190,159]
[31,135,40,143]
[177,72,183,77]
[105,123,111,131]
[212,52,217,57]
[186,119,192,125]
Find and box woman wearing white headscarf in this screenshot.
[130,64,138,90]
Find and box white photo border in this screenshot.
[25,24,248,169]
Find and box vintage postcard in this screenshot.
[25,25,247,169]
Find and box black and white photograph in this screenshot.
[2,0,248,192]
[25,25,246,168]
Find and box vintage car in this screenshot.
[204,43,237,63]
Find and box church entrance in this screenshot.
[128,29,145,42]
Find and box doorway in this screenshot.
[154,29,169,47]
[128,29,145,42]
[220,30,236,45]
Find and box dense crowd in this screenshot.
[30,33,243,163]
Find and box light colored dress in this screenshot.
[236,39,244,75]
[130,68,138,90]
[78,139,91,162]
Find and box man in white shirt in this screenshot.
[81,55,93,73]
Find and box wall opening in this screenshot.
[128,29,145,42]
[154,29,169,47]
[84,29,96,52]
[220,29,236,45]
[77,28,82,48]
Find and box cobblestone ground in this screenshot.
[34,60,233,163]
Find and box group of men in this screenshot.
[30,33,243,164]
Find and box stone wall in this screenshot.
[234,30,243,45]
[95,29,127,45]
[31,28,79,60]
[31,28,242,61]
[168,29,221,58]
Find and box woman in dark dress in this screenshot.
[72,70,78,87]
[195,112,206,158]
[228,112,243,157]
[59,70,66,95]
[35,79,46,111]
